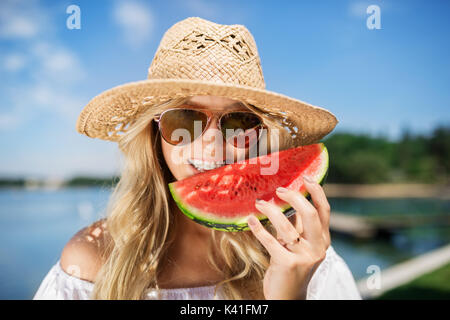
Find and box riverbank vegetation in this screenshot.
[322,125,449,184]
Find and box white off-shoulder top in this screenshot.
[33,245,361,300]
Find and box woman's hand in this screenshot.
[247,176,331,300]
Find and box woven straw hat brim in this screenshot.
[76,78,338,146]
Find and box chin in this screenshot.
[171,164,198,181]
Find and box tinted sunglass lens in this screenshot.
[220,112,263,148]
[159,109,207,145]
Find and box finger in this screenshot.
[247,215,287,260]
[275,186,323,248]
[303,176,331,247]
[286,210,303,236]
[303,176,330,230]
[254,199,300,244]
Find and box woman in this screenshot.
[33,17,361,300]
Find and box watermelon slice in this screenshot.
[168,143,329,232]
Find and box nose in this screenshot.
[193,115,225,160]
[201,115,221,143]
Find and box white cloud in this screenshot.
[0,78,85,133]
[349,2,371,18]
[30,42,86,83]
[0,1,86,127]
[0,0,50,39]
[28,82,85,118]
[0,16,37,38]
[0,113,21,130]
[0,1,118,179]
[3,54,27,72]
[113,1,155,48]
[0,40,87,131]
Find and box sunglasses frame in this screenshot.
[153,106,266,148]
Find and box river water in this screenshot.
[0,187,448,299]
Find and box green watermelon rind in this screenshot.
[169,143,329,232]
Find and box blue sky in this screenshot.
[1,0,449,179]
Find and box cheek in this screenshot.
[161,137,191,180]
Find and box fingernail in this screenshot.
[276,187,288,193]
[303,175,314,184]
[255,198,265,205]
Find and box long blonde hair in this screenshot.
[91,96,296,299]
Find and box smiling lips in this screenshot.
[188,159,226,172]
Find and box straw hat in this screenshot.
[76,17,338,146]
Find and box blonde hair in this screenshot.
[91,96,296,299]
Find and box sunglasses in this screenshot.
[154,106,265,148]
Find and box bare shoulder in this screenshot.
[60,218,112,282]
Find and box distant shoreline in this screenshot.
[324,183,450,200]
[1,181,449,199]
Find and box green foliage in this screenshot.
[322,125,449,184]
[428,126,450,178]
[336,150,390,184]
[376,263,450,300]
[64,175,120,188]
[0,178,26,188]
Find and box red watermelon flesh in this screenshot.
[168,143,329,231]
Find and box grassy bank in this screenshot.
[376,263,450,300]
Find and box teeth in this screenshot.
[188,159,225,171]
